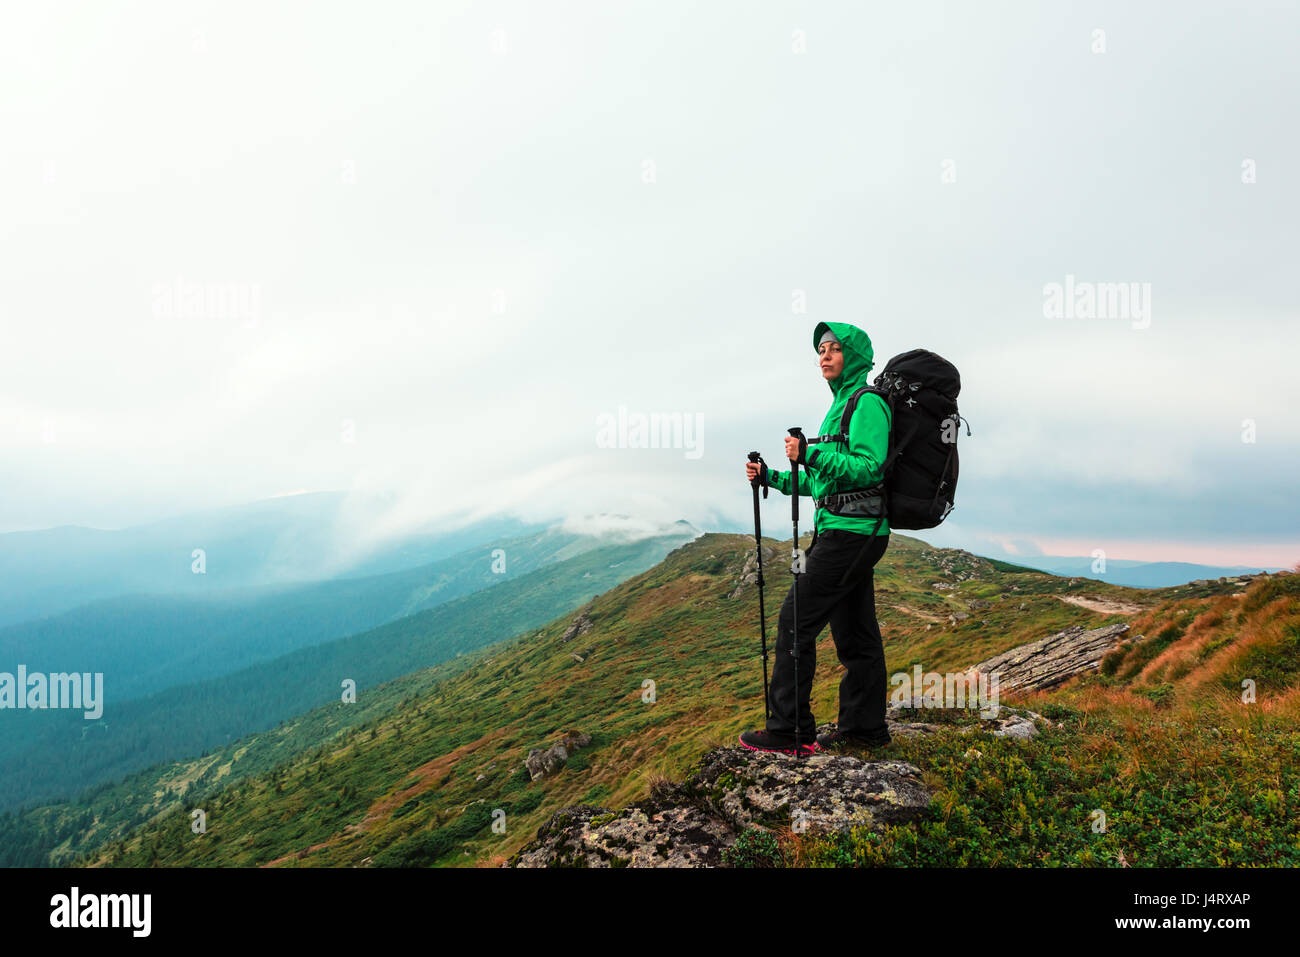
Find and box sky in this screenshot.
[1,0,1297,569]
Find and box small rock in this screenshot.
[524,730,593,781]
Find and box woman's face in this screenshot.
[818,340,844,381]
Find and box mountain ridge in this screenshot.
[27,532,1292,869]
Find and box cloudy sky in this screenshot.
[2,0,1297,568]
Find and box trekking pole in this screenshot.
[747,451,771,720]
[787,427,805,760]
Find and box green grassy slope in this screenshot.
[0,530,693,844]
[0,523,653,812]
[14,532,1296,868]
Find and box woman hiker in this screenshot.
[740,321,893,756]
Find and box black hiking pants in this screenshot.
[766,528,890,743]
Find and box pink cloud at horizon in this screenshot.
[999,537,1299,571]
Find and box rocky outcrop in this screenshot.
[524,730,593,781]
[728,545,783,599]
[968,623,1131,692]
[681,747,931,834]
[510,802,735,868]
[920,547,989,583]
[559,613,594,644]
[508,745,931,868]
[506,697,1058,868]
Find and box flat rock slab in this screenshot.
[968,622,1131,692]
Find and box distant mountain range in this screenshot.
[709,517,1288,589]
[10,496,1281,630]
[0,491,547,628]
[1004,556,1287,589]
[0,523,625,702]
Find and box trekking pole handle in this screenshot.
[786,427,804,459]
[747,450,770,498]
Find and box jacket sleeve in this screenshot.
[805,393,891,490]
[761,465,814,497]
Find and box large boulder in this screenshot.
[506,746,931,868]
[678,747,930,835]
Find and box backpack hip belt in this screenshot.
[815,483,886,518]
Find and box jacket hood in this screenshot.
[813,321,874,397]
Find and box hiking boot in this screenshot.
[738,729,817,756]
[815,726,891,750]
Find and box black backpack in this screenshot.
[811,349,968,531]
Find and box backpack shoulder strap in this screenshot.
[839,385,888,441]
[837,384,878,436]
[842,385,905,478]
[807,385,889,447]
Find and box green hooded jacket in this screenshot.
[764,321,891,537]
